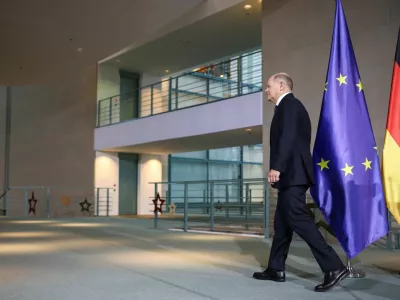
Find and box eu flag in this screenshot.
[310,0,389,259]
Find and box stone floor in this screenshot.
[0,217,399,300]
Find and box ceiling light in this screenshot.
[116,60,120,63]
[244,4,252,10]
[77,47,83,52]
[220,75,224,78]
[165,70,169,73]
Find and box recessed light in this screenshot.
[165,70,169,73]
[220,75,224,78]
[244,4,252,10]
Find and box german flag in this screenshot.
[383,27,400,224]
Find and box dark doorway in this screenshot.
[119,70,140,121]
[118,153,139,215]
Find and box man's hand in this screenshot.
[267,169,280,184]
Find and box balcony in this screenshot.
[96,50,262,127]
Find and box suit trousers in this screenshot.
[267,185,344,273]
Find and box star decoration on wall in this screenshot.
[61,196,71,207]
[215,201,222,211]
[79,198,92,212]
[168,202,176,215]
[152,193,165,214]
[28,192,37,216]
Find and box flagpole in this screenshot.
[346,258,365,278]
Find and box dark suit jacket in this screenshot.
[269,93,315,189]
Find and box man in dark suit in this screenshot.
[253,73,349,292]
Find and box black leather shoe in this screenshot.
[314,267,349,292]
[253,268,285,282]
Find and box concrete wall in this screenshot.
[262,0,400,172]
[104,0,245,62]
[0,87,6,194]
[3,68,97,217]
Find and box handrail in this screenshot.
[97,49,262,103]
[149,178,266,185]
[0,189,9,201]
[7,186,114,189]
[97,70,260,104]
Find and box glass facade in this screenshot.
[169,145,263,205]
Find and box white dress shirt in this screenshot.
[276,92,292,106]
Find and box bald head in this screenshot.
[272,73,293,90]
[265,72,294,103]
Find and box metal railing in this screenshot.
[97,50,262,127]
[1,186,114,218]
[0,189,9,215]
[148,178,400,250]
[149,178,273,238]
[95,187,114,216]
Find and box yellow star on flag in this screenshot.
[324,82,328,91]
[362,158,372,170]
[317,158,330,171]
[341,163,354,176]
[336,73,348,86]
[356,79,363,92]
[373,146,378,152]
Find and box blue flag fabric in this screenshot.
[310,0,388,259]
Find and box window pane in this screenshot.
[170,161,207,204]
[243,164,263,179]
[209,163,240,203]
[171,150,207,159]
[243,145,263,163]
[243,164,264,204]
[209,147,240,161]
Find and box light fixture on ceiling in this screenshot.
[244,4,252,10]
[246,128,252,134]
[220,74,224,78]
[116,60,120,63]
[165,69,169,73]
[77,47,83,52]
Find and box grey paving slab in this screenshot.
[0,217,399,300]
